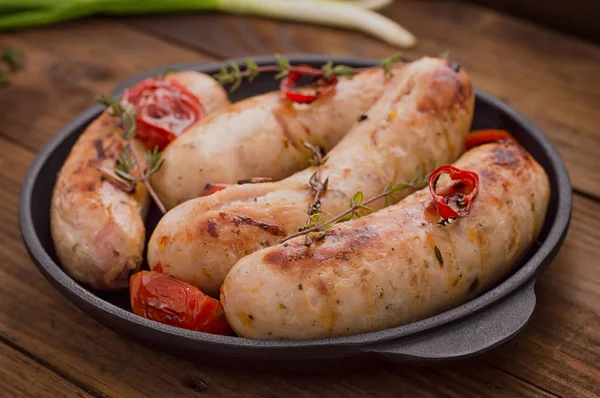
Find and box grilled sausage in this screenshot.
[148,57,474,296]
[50,72,229,289]
[151,67,388,210]
[221,141,550,339]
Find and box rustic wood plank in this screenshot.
[0,19,216,153]
[0,342,92,398]
[467,0,599,42]
[485,195,600,398]
[131,1,600,198]
[0,134,570,397]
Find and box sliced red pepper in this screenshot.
[123,77,206,150]
[465,129,515,150]
[280,65,338,104]
[200,183,232,197]
[428,165,479,220]
[130,271,232,335]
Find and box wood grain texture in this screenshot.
[131,0,600,198]
[0,343,92,398]
[0,19,216,153]
[468,0,600,42]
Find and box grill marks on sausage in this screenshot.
[93,139,106,160]
[206,218,219,238]
[216,212,286,237]
[468,277,479,293]
[491,146,519,166]
[489,143,532,174]
[416,69,472,114]
[263,226,379,271]
[66,116,131,195]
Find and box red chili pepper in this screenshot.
[465,129,515,150]
[123,77,206,150]
[280,65,338,104]
[200,183,232,197]
[428,165,479,220]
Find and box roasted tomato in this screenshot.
[465,129,515,150]
[130,271,232,335]
[123,78,206,150]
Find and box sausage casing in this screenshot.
[50,72,229,289]
[221,141,550,339]
[148,57,475,296]
[151,68,387,209]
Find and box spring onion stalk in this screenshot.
[0,0,415,49]
[220,0,415,48]
[301,0,394,11]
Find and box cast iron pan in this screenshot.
[19,55,572,369]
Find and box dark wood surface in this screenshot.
[468,0,600,43]
[0,1,599,396]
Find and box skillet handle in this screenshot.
[364,281,536,361]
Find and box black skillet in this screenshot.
[19,55,572,368]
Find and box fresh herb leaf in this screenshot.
[282,164,436,245]
[229,62,242,92]
[114,168,135,182]
[380,53,403,76]
[245,59,259,82]
[274,54,291,79]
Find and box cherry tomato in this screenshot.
[123,78,206,150]
[465,129,515,150]
[130,271,232,335]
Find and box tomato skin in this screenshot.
[130,271,232,335]
[123,78,206,150]
[465,129,515,150]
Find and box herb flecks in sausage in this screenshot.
[434,245,444,266]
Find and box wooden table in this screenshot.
[1,1,599,396]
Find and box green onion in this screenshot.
[0,0,415,49]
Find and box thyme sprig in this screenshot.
[213,53,406,92]
[300,141,329,246]
[281,165,432,245]
[96,94,167,214]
